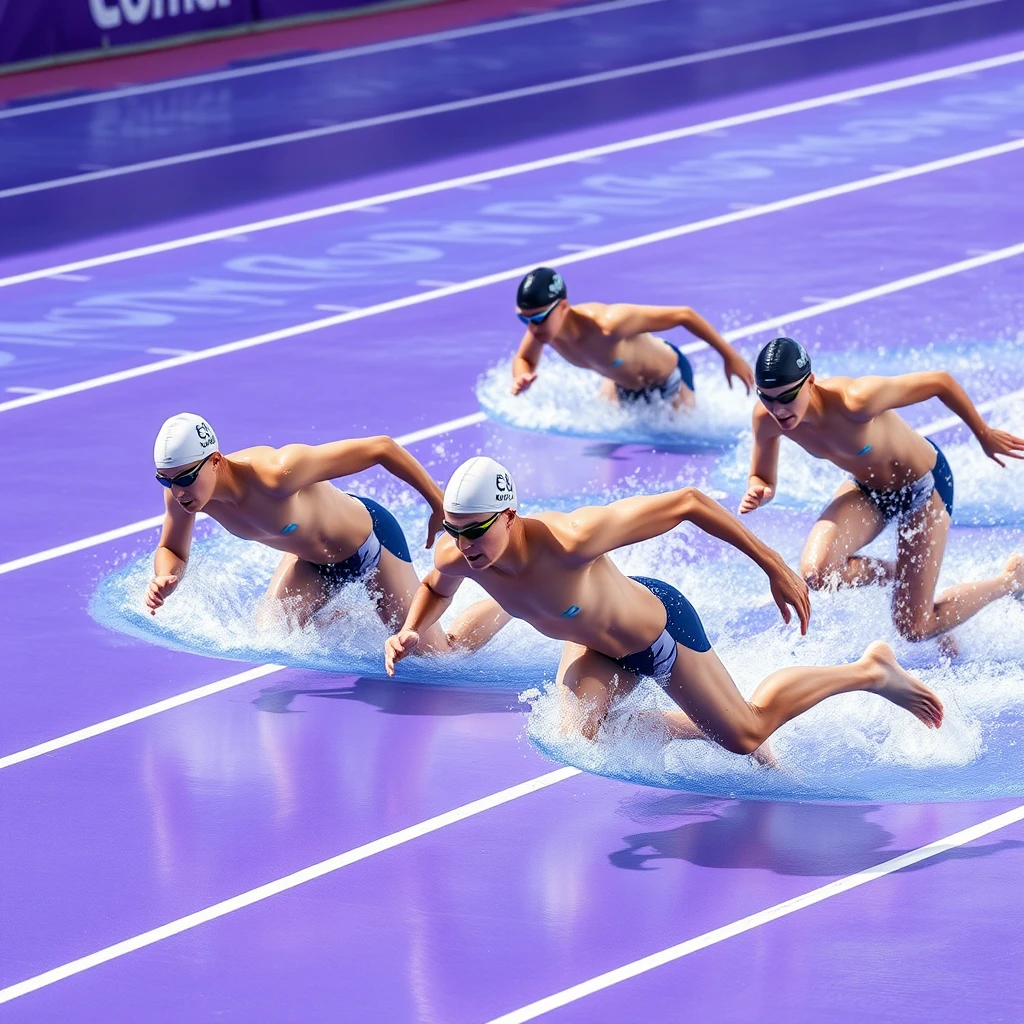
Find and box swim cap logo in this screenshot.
[495,472,514,501]
[549,274,563,297]
[195,422,216,448]
[796,352,808,368]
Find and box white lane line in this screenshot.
[4,386,46,394]
[486,802,1024,1023]
[0,766,582,1004]
[0,665,283,770]
[0,412,487,578]
[3,46,1021,289]
[2,138,1022,417]
[2,240,1021,577]
[0,0,673,120]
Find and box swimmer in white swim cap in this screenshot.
[147,414,506,651]
[509,266,754,410]
[386,457,944,760]
[742,338,1024,649]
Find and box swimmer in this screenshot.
[509,267,754,410]
[384,457,942,759]
[740,338,1024,645]
[147,414,507,654]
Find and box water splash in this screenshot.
[476,355,749,449]
[526,519,1024,803]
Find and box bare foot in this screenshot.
[937,632,960,661]
[1005,553,1024,601]
[862,641,943,728]
[751,741,778,769]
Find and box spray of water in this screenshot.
[475,355,749,448]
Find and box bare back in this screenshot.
[437,513,668,657]
[545,304,678,390]
[189,447,374,564]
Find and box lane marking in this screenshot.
[1,43,1022,269]
[0,0,1013,201]
[0,665,283,770]
[486,802,1024,1023]
[0,766,582,1004]
[2,139,1022,416]
[0,412,487,578]
[0,0,674,120]
[3,241,1022,578]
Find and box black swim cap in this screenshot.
[755,337,811,387]
[517,267,566,310]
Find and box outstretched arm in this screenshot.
[847,372,1024,465]
[511,331,544,395]
[598,304,754,393]
[258,437,445,545]
[740,407,782,514]
[384,562,465,674]
[146,491,195,614]
[564,488,809,632]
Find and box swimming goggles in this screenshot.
[155,453,214,489]
[442,510,504,541]
[757,374,810,406]
[517,299,560,325]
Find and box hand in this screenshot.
[767,560,810,635]
[384,629,420,676]
[724,351,754,395]
[145,574,179,615]
[738,482,773,514]
[978,426,1024,468]
[425,506,445,549]
[511,371,537,395]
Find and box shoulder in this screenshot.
[241,445,301,492]
[751,403,781,439]
[432,535,471,576]
[819,376,870,415]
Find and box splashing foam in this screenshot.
[527,517,1024,803]
[91,484,1024,801]
[476,355,749,449]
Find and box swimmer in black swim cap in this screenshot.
[386,458,945,756]
[510,267,754,410]
[755,337,811,390]
[742,337,1024,649]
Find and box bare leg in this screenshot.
[892,493,1023,641]
[598,378,619,403]
[556,643,639,740]
[446,599,512,653]
[259,554,332,630]
[801,482,892,590]
[663,640,942,755]
[671,382,696,411]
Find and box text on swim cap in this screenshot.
[494,472,514,501]
[195,422,216,448]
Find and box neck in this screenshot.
[493,515,529,573]
[208,456,245,506]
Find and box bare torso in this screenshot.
[202,448,374,564]
[549,304,677,390]
[776,379,939,488]
[444,514,669,657]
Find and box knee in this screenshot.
[801,563,833,592]
[893,611,932,643]
[716,726,764,756]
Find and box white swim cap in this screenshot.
[153,413,219,469]
[444,457,517,514]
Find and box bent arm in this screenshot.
[401,567,464,635]
[845,372,988,434]
[261,437,443,509]
[512,332,544,389]
[154,492,194,578]
[565,487,778,569]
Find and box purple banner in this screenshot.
[0,0,258,66]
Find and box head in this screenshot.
[755,337,814,430]
[153,413,222,513]
[516,267,568,342]
[442,456,518,569]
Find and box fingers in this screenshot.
[796,592,810,635]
